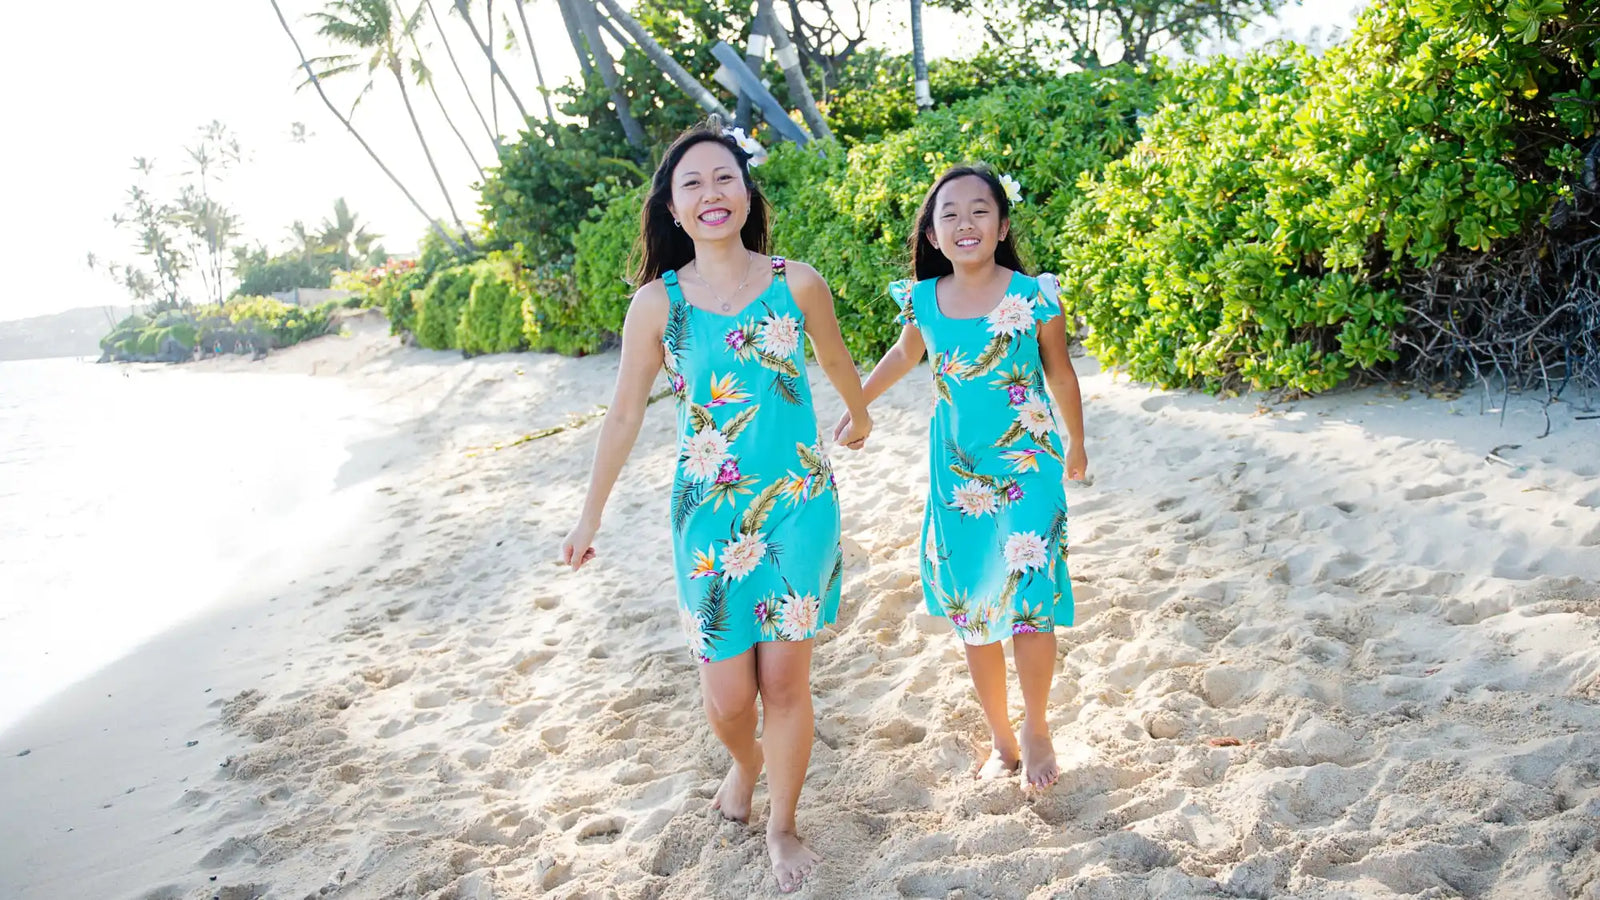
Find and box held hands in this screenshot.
[832,409,873,451]
[559,518,599,572]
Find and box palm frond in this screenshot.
[689,403,716,434]
[966,333,1012,377]
[757,350,800,378]
[824,549,844,598]
[671,475,706,534]
[740,480,786,535]
[771,374,803,406]
[993,420,1026,448]
[721,406,760,442]
[945,439,980,473]
[698,578,730,641]
[664,300,690,354]
[949,464,1000,489]
[796,441,826,473]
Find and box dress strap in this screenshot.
[663,269,686,306]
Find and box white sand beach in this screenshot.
[3,315,1598,899]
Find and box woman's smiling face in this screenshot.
[669,140,750,241]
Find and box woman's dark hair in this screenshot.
[632,123,770,286]
[909,164,1029,281]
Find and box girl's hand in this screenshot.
[833,410,872,450]
[1065,445,1088,482]
[560,519,599,571]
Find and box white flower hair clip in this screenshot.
[998,173,1023,205]
[726,127,768,167]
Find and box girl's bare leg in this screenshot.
[965,640,1021,779]
[1013,631,1060,790]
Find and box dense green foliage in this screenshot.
[98,296,337,362]
[1058,0,1600,391]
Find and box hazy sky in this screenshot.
[1,0,1362,322]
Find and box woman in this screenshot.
[560,124,871,892]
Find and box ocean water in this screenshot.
[0,357,377,732]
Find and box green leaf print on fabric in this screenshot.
[671,476,707,534]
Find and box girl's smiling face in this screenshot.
[668,140,750,241]
[927,174,1009,264]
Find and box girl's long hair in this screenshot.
[632,124,770,286]
[909,164,1028,281]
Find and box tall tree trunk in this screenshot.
[576,0,647,149]
[452,0,530,123]
[910,0,931,111]
[553,0,595,82]
[426,0,499,147]
[270,0,465,255]
[756,0,831,140]
[595,0,731,121]
[735,20,768,129]
[487,0,499,135]
[514,0,558,123]
[390,64,476,247]
[406,28,488,179]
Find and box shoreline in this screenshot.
[2,322,1598,899]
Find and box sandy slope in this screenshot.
[3,317,1598,900]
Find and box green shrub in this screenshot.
[413,267,476,350]
[521,264,612,356]
[572,183,646,339]
[1058,0,1600,392]
[457,257,529,356]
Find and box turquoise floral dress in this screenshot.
[893,270,1073,645]
[663,257,844,663]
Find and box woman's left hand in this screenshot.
[1065,445,1088,482]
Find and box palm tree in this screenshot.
[401,19,488,179]
[911,0,931,111]
[577,0,646,149]
[424,0,498,145]
[756,0,831,140]
[595,0,730,121]
[271,0,465,255]
[553,0,595,82]
[318,198,382,268]
[309,0,475,246]
[450,0,530,123]
[513,0,558,123]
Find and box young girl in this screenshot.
[836,165,1087,790]
[561,124,872,893]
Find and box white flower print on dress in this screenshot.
[985,293,1034,337]
[1003,531,1049,573]
[758,313,801,358]
[683,427,731,481]
[924,531,942,571]
[1015,394,1055,440]
[681,607,711,661]
[951,479,999,518]
[721,532,768,580]
[777,592,821,640]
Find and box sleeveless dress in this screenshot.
[892,270,1074,645]
[662,257,844,663]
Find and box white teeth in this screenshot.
[956,238,979,247]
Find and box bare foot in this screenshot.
[710,755,761,823]
[973,739,1022,780]
[1019,724,1058,791]
[768,828,821,893]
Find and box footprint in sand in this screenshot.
[1402,478,1465,501]
[575,816,625,845]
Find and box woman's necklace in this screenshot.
[690,251,754,312]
